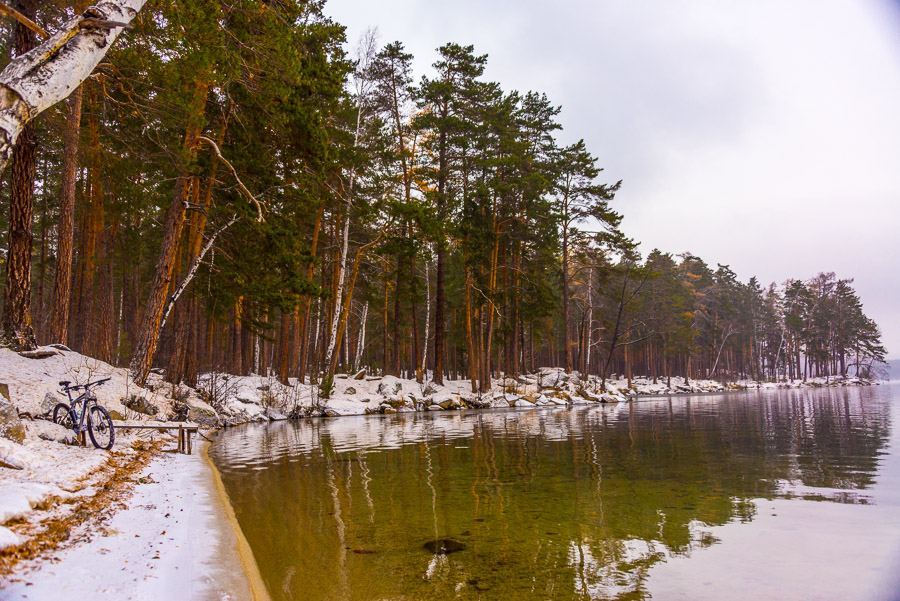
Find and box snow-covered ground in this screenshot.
[1,443,267,601]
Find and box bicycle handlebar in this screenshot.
[60,378,111,392]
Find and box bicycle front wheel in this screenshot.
[87,406,115,450]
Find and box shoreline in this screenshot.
[201,440,271,601]
[0,343,883,599]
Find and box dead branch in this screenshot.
[196,135,265,222]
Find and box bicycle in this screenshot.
[52,378,116,450]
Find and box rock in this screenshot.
[386,396,406,409]
[256,385,271,392]
[364,407,380,415]
[170,401,190,422]
[383,407,397,414]
[123,395,159,416]
[423,382,440,396]
[324,409,341,417]
[17,349,57,359]
[0,384,8,402]
[108,410,126,421]
[47,343,71,351]
[186,400,218,427]
[0,455,25,470]
[0,400,25,444]
[462,395,491,409]
[581,389,600,402]
[438,398,459,410]
[427,404,444,411]
[345,387,357,395]
[41,392,63,416]
[361,398,370,403]
[352,369,367,380]
[365,376,381,381]
[267,411,288,421]
[29,420,76,445]
[423,538,466,555]
[377,381,402,396]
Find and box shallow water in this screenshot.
[210,384,900,601]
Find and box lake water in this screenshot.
[210,384,900,601]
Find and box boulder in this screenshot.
[29,420,76,445]
[438,398,460,410]
[18,349,57,360]
[47,343,71,351]
[463,395,492,409]
[377,381,402,396]
[383,407,397,414]
[427,404,444,411]
[123,395,160,416]
[0,400,25,444]
[0,384,8,402]
[0,455,25,470]
[386,396,406,409]
[324,409,341,418]
[345,387,357,395]
[352,369,367,380]
[41,392,63,415]
[186,400,219,427]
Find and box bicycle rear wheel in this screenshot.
[52,403,76,429]
[87,406,115,450]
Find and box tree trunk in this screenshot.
[1,2,39,350]
[130,160,197,384]
[49,87,82,344]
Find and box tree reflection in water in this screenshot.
[211,386,893,601]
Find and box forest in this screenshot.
[0,0,887,396]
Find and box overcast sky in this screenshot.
[325,0,900,358]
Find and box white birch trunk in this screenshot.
[421,259,430,377]
[253,333,260,375]
[585,266,593,374]
[158,215,237,333]
[0,0,146,172]
[354,301,368,372]
[321,34,375,374]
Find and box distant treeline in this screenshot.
[0,1,885,393]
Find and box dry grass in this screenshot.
[0,439,162,577]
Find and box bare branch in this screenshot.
[0,2,48,39]
[196,135,265,222]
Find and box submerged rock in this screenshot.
[423,538,467,555]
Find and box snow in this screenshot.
[0,443,266,601]
[0,527,22,551]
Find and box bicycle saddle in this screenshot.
[59,381,71,387]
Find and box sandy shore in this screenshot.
[0,441,268,601]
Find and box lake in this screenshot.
[210,384,900,601]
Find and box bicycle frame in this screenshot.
[63,388,100,435]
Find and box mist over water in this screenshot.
[211,386,900,601]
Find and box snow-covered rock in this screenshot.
[0,398,25,444]
[0,525,24,549]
